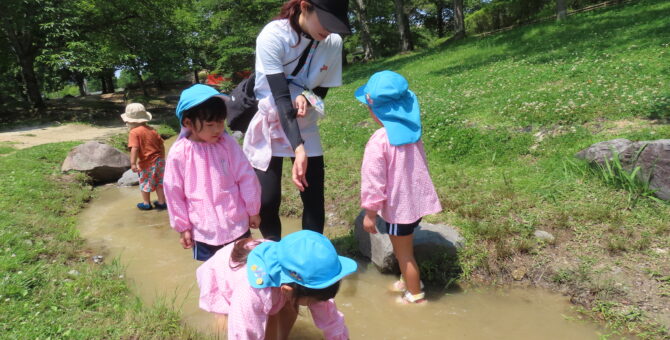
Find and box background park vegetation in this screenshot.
[1,0,668,338]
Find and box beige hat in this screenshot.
[121,103,152,123]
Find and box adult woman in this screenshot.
[243,0,350,240]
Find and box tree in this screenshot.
[556,0,568,21]
[0,0,69,108]
[453,0,465,39]
[350,0,374,60]
[394,0,414,51]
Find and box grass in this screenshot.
[304,0,669,336]
[0,143,196,338]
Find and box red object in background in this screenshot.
[206,74,227,85]
[235,70,253,79]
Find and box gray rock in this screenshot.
[117,169,139,187]
[619,140,670,200]
[577,139,670,201]
[61,141,130,184]
[534,230,555,243]
[575,139,632,166]
[354,210,464,274]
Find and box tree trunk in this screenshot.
[394,0,414,52]
[436,2,445,38]
[352,0,374,60]
[453,0,466,39]
[17,54,45,108]
[105,71,115,93]
[135,69,148,97]
[193,68,200,84]
[556,0,568,21]
[75,73,87,97]
[100,75,109,94]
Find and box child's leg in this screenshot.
[389,234,422,295]
[214,313,228,337]
[140,189,151,205]
[155,184,166,205]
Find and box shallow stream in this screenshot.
[76,137,610,339]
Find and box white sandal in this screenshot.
[389,276,424,293]
[396,290,427,304]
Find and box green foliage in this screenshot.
[0,143,196,337]
[465,0,549,34]
[46,84,79,99]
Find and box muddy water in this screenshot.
[77,136,607,339]
[77,184,609,339]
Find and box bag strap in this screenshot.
[290,39,315,77]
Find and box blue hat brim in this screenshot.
[176,84,229,122]
[279,256,357,289]
[247,242,282,288]
[355,84,368,105]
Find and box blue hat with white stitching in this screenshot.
[247,230,357,289]
[355,70,422,146]
[176,84,228,123]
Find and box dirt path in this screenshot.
[0,123,126,150]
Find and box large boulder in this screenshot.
[619,140,670,200]
[354,210,464,274]
[62,141,130,183]
[576,139,670,200]
[575,138,632,166]
[117,169,139,187]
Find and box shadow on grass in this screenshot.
[343,0,668,83]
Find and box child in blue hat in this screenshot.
[163,84,262,261]
[356,71,442,304]
[196,230,357,339]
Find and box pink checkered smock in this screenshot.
[361,128,442,224]
[196,241,350,340]
[163,133,261,246]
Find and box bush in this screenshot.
[465,0,549,34]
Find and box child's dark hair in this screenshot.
[181,97,227,129]
[230,237,341,302]
[286,281,340,302]
[276,0,314,46]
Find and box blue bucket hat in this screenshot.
[355,70,421,146]
[176,84,229,123]
[247,230,357,289]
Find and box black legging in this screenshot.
[254,156,325,241]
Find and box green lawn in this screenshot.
[1,0,668,338]
[313,0,669,336]
[0,142,194,338]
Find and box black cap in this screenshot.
[309,0,351,35]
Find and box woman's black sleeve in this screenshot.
[313,87,329,99]
[266,73,303,150]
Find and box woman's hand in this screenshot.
[292,144,308,192]
[294,94,309,118]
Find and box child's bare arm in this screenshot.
[363,210,378,234]
[130,146,140,172]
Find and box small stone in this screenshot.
[512,268,526,281]
[92,255,104,264]
[652,248,667,255]
[68,270,79,276]
[24,240,33,246]
[534,230,555,243]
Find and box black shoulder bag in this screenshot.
[226,40,315,133]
